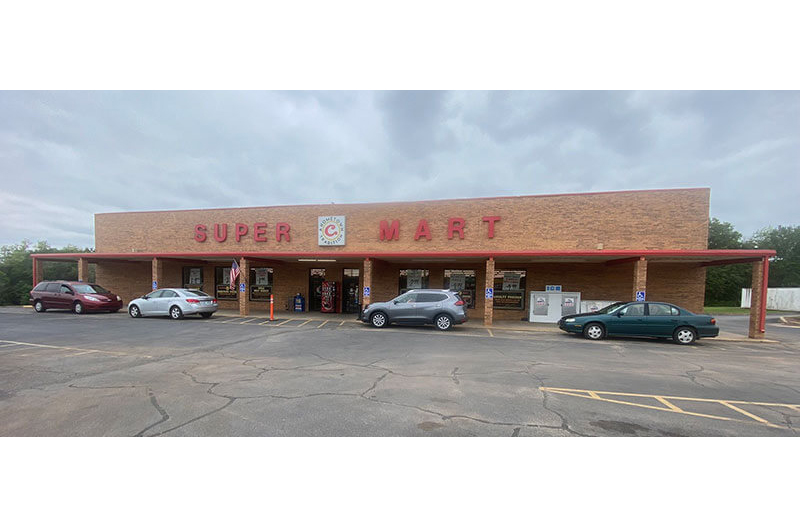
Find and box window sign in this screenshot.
[546,285,562,292]
[189,268,202,285]
[407,269,424,289]
[449,273,466,291]
[502,272,521,291]
[254,268,270,286]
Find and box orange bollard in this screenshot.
[270,294,274,321]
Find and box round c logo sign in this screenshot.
[318,216,346,246]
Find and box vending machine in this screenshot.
[320,281,338,313]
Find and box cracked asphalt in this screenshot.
[1,307,799,436]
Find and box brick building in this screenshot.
[33,187,775,338]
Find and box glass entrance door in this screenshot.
[309,269,325,311]
[342,269,360,313]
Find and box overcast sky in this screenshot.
[1,90,797,248]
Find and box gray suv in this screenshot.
[360,289,468,331]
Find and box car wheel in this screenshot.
[583,323,605,340]
[33,300,45,313]
[434,314,453,331]
[200,312,213,319]
[73,301,84,315]
[673,326,697,345]
[370,311,387,328]
[170,305,184,320]
[129,305,141,318]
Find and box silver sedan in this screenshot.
[128,288,218,319]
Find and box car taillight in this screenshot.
[186,299,200,303]
[212,298,217,303]
[454,300,464,306]
[710,318,716,325]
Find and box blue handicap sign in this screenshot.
[486,287,494,299]
[635,290,646,302]
[240,282,246,292]
[363,286,371,297]
[152,281,157,290]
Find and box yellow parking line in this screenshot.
[258,319,274,325]
[239,318,258,324]
[587,391,601,400]
[486,328,494,337]
[542,387,800,409]
[719,401,775,427]
[298,319,312,327]
[317,320,328,328]
[339,321,346,326]
[656,396,683,412]
[276,319,294,327]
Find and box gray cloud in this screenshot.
[1,90,798,248]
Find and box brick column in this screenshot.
[362,258,372,308]
[748,257,768,339]
[239,257,250,316]
[484,257,495,326]
[32,257,43,287]
[151,257,163,291]
[78,257,89,282]
[632,257,647,300]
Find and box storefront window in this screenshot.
[182,267,204,289]
[249,267,273,302]
[444,269,476,308]
[215,266,238,301]
[493,270,527,310]
[399,269,429,294]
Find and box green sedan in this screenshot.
[558,301,719,344]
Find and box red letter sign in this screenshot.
[414,219,432,241]
[276,222,291,242]
[379,220,400,241]
[253,222,268,242]
[482,216,501,238]
[235,223,249,242]
[213,223,228,242]
[194,224,207,242]
[448,218,465,239]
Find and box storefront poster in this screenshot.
[250,285,271,301]
[189,268,202,285]
[449,273,466,291]
[407,269,423,289]
[493,290,525,309]
[255,268,269,286]
[502,273,521,291]
[216,286,237,300]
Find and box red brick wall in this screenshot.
[95,188,710,254]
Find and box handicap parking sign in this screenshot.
[363,286,371,297]
[486,287,494,299]
[152,280,157,290]
[240,282,246,292]
[635,290,646,301]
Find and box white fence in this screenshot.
[741,288,800,311]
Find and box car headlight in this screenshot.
[84,295,100,302]
[116,295,121,301]
[565,318,576,323]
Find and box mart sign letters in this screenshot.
[318,216,346,246]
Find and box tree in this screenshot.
[750,225,800,287]
[704,218,750,306]
[0,241,94,305]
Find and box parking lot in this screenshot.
[1,306,799,436]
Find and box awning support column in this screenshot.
[632,257,647,300]
[32,257,42,287]
[239,257,250,316]
[78,257,89,282]
[484,257,495,326]
[748,256,769,339]
[151,257,162,291]
[362,258,372,308]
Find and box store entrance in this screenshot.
[309,269,340,313]
[342,269,360,314]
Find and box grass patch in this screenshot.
[703,306,796,315]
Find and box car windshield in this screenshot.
[594,302,627,314]
[185,290,210,297]
[73,284,110,294]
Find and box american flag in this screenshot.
[229,259,240,290]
